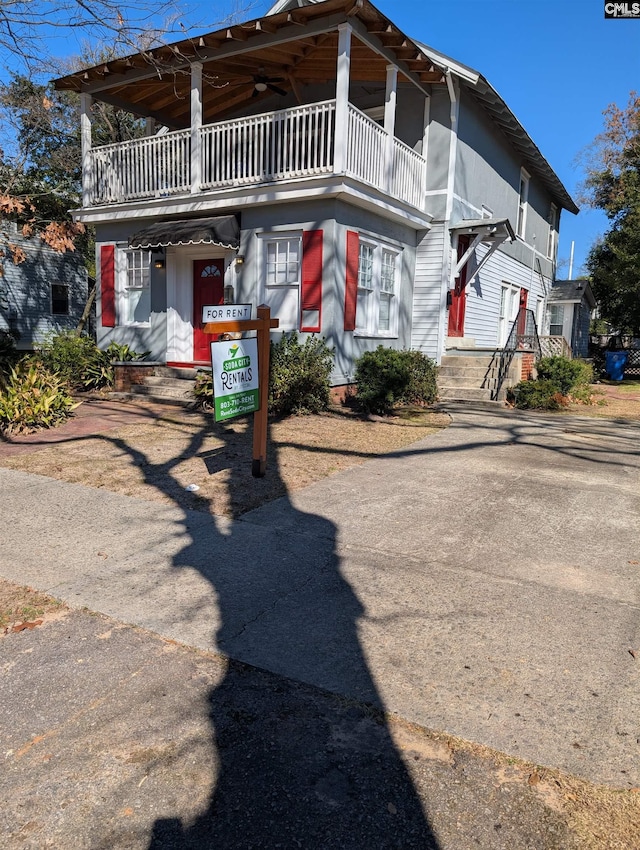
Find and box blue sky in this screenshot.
[243,0,640,276]
[8,0,638,275]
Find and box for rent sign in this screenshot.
[211,338,259,422]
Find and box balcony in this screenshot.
[85,100,427,213]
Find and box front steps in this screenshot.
[438,351,521,403]
[117,365,203,406]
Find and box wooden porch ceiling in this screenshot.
[53,0,446,129]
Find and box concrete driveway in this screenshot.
[1,403,638,787]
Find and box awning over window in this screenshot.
[129,216,240,250]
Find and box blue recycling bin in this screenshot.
[605,350,628,381]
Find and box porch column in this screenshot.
[383,64,397,193]
[190,62,203,195]
[334,22,351,174]
[80,93,92,208]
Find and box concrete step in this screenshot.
[440,354,497,368]
[141,375,198,390]
[438,365,492,379]
[438,386,496,403]
[153,366,199,380]
[129,383,196,405]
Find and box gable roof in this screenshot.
[54,0,577,214]
[548,280,596,308]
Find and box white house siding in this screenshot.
[411,222,447,360]
[463,242,550,349]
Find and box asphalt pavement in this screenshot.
[1,402,639,848]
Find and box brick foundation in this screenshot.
[113,363,157,393]
[520,353,535,381]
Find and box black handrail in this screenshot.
[485,308,541,400]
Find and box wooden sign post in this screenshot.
[203,304,279,478]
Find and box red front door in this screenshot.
[193,258,224,363]
[447,235,470,338]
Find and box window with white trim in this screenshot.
[549,304,564,336]
[262,234,301,331]
[516,168,529,239]
[121,248,151,325]
[547,203,558,259]
[355,239,399,337]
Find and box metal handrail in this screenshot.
[486,308,541,400]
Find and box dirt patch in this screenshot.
[0,404,450,517]
[563,381,640,421]
[0,580,66,635]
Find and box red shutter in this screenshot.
[300,229,323,332]
[344,230,359,331]
[100,244,116,328]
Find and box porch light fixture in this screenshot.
[235,254,245,265]
[154,258,165,269]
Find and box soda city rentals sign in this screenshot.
[211,338,259,422]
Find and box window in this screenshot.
[549,304,564,336]
[51,283,69,315]
[355,239,399,337]
[123,249,151,325]
[263,235,301,331]
[516,168,529,239]
[547,204,558,259]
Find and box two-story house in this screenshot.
[54,0,577,396]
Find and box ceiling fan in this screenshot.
[251,70,287,98]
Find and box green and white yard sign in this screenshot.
[210,338,259,422]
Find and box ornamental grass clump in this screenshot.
[0,360,79,434]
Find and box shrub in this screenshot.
[354,347,437,415]
[0,360,78,434]
[508,379,566,410]
[0,330,21,386]
[193,370,213,409]
[535,356,589,395]
[37,331,147,390]
[269,332,333,416]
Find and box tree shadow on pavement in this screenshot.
[94,415,441,848]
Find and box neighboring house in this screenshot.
[53,0,577,392]
[544,280,596,359]
[0,221,89,349]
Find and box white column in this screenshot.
[383,64,397,193]
[80,93,92,208]
[190,62,203,195]
[333,23,351,174]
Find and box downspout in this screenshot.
[437,68,459,358]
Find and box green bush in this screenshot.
[508,379,566,410]
[0,360,79,434]
[193,370,213,409]
[354,347,438,415]
[37,331,147,390]
[0,330,21,386]
[269,332,333,416]
[535,356,590,395]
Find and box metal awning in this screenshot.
[449,218,515,285]
[129,216,240,250]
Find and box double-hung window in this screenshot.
[549,304,564,337]
[355,239,399,337]
[517,168,530,239]
[122,249,151,325]
[262,234,301,331]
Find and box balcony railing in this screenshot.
[85,99,426,212]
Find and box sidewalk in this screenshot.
[1,401,639,847]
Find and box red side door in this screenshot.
[193,258,224,363]
[517,287,528,335]
[447,235,470,338]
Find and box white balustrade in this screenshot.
[89,130,190,204]
[85,99,426,211]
